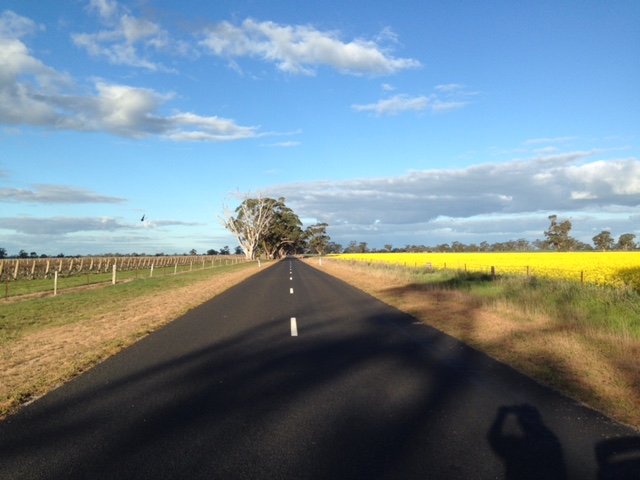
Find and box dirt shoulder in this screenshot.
[1,265,264,419]
[306,259,640,430]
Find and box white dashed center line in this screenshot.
[289,266,298,337]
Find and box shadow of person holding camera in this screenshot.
[488,404,567,480]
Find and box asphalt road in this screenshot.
[1,258,638,479]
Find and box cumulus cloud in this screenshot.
[0,11,259,141]
[0,184,127,204]
[199,19,420,75]
[72,0,186,71]
[265,152,640,243]
[0,9,42,38]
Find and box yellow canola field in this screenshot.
[332,252,640,290]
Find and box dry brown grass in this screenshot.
[0,265,263,418]
[307,259,640,430]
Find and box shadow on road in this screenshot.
[488,404,567,480]
[0,307,487,478]
[596,436,640,480]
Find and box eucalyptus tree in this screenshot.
[305,223,330,255]
[544,215,575,251]
[617,233,637,251]
[220,193,311,260]
[592,230,614,251]
[260,199,304,259]
[219,193,278,260]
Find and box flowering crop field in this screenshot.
[331,252,640,290]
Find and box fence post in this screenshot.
[491,266,496,280]
[581,270,584,288]
[112,264,117,284]
[150,264,154,278]
[54,271,58,296]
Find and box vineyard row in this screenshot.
[0,255,245,281]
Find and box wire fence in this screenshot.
[1,255,248,298]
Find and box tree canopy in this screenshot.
[220,193,331,260]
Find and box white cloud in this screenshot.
[524,136,578,145]
[166,112,259,142]
[534,146,558,154]
[0,216,127,235]
[434,83,465,93]
[352,94,428,116]
[0,184,127,204]
[261,141,301,147]
[353,84,477,117]
[265,152,640,244]
[0,215,203,236]
[564,159,640,195]
[72,0,185,71]
[0,10,42,38]
[199,19,420,75]
[87,0,119,20]
[0,13,260,142]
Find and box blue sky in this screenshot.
[1,0,638,255]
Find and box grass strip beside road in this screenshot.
[0,261,267,419]
[307,258,640,430]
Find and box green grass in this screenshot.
[0,262,256,344]
[340,259,640,338]
[1,260,243,297]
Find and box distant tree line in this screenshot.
[340,215,638,254]
[2,213,636,259]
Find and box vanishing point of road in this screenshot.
[1,258,638,479]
